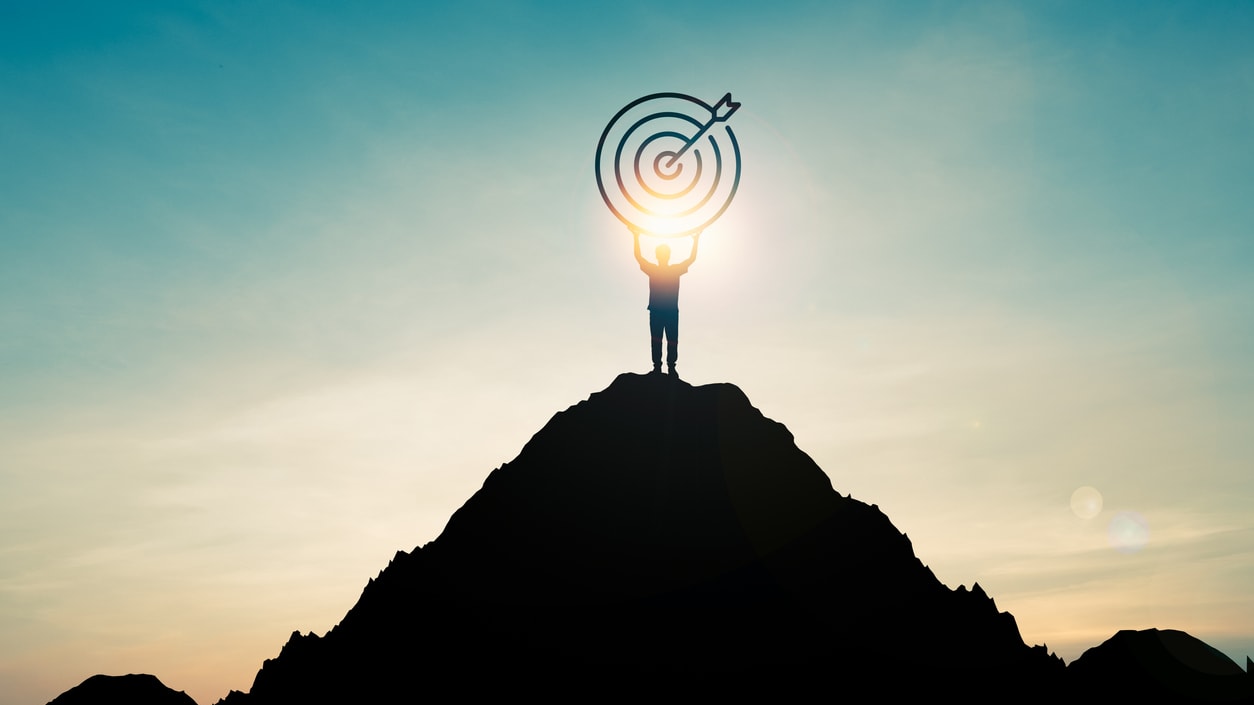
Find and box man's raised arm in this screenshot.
[633,230,649,269]
[679,231,701,268]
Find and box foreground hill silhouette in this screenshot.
[218,373,1059,701]
[203,373,1249,703]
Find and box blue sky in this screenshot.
[3,2,1253,703]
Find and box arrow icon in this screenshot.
[663,93,741,169]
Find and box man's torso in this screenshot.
[642,262,688,310]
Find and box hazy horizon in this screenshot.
[3,2,1252,704]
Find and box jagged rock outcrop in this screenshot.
[49,674,198,705]
[224,373,1066,702]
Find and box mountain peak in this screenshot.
[432,372,843,570]
[227,373,1062,701]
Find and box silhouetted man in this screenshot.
[634,230,700,375]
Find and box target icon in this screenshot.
[595,92,742,238]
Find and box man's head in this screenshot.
[655,243,671,265]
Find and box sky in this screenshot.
[2,1,1252,702]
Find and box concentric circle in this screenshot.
[595,93,741,238]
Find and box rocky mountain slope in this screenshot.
[52,373,1250,703]
[222,373,1065,701]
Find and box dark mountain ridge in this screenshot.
[55,373,1248,703]
[223,373,1066,701]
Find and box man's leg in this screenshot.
[665,310,679,368]
[649,310,664,371]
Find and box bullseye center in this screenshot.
[653,151,683,180]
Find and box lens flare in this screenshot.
[1070,486,1103,519]
[1108,511,1150,553]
